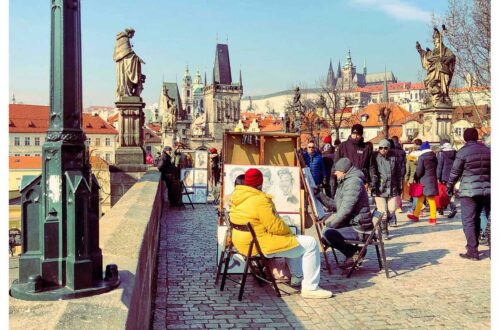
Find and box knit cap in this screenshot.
[244,168,264,188]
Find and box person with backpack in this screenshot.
[437,140,457,218]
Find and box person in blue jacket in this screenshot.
[303,141,327,186]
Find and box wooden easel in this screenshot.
[295,149,333,274]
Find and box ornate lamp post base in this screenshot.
[10,265,120,301]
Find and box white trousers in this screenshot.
[266,235,320,291]
[375,196,398,221]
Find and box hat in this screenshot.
[323,136,332,144]
[209,147,217,154]
[163,146,172,151]
[334,158,352,173]
[421,141,431,150]
[463,128,479,142]
[244,168,264,188]
[440,142,452,150]
[379,139,391,149]
[351,124,364,136]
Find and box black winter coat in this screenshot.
[393,143,407,180]
[371,151,402,198]
[334,137,374,183]
[437,149,456,182]
[415,150,439,196]
[317,167,373,231]
[157,153,176,180]
[447,141,491,197]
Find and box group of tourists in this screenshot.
[225,123,490,299]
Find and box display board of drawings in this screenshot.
[218,164,302,274]
[180,150,209,203]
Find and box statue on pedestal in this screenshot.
[114,28,146,99]
[416,26,456,108]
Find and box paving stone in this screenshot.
[151,201,490,329]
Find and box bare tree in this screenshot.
[434,0,490,96]
[317,79,352,140]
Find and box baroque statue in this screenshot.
[416,26,456,108]
[162,86,177,130]
[113,28,146,99]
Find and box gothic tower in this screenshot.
[203,43,243,146]
[182,65,193,118]
[326,59,335,89]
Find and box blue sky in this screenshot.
[9,0,448,108]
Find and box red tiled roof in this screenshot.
[450,86,489,93]
[9,104,118,134]
[369,127,403,144]
[144,126,162,143]
[9,156,42,169]
[147,123,162,133]
[452,105,488,126]
[108,113,119,127]
[346,103,411,128]
[397,111,424,124]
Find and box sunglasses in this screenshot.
[380,147,389,150]
[307,146,315,149]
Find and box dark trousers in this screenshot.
[460,195,491,253]
[323,226,362,258]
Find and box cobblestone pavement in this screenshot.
[152,202,490,329]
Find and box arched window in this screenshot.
[187,90,190,97]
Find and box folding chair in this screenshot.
[180,181,195,209]
[330,210,390,278]
[214,209,235,286]
[219,221,282,301]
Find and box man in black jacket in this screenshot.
[447,128,491,261]
[157,146,182,206]
[391,136,406,214]
[316,158,373,269]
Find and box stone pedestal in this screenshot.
[115,96,146,165]
[421,106,454,143]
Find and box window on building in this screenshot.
[25,154,30,156]
[35,153,41,157]
[35,137,40,146]
[14,137,20,146]
[187,90,190,97]
[95,138,100,146]
[87,137,92,146]
[95,152,101,158]
[14,154,20,157]
[454,127,464,137]
[105,137,111,146]
[406,128,418,138]
[340,131,345,139]
[187,106,191,114]
[25,137,30,146]
[105,153,111,162]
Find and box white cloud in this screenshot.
[352,0,432,23]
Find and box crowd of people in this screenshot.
[224,123,490,299]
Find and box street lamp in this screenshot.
[316,118,321,146]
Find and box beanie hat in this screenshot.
[421,141,431,150]
[351,124,364,136]
[244,168,264,188]
[334,158,352,173]
[463,128,479,142]
[163,146,172,151]
[379,139,391,149]
[323,135,332,144]
[209,147,217,154]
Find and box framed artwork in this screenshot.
[194,169,208,187]
[303,167,326,219]
[180,169,194,187]
[193,187,207,203]
[223,165,300,214]
[195,150,208,169]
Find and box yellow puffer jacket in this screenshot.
[229,185,299,256]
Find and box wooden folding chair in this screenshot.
[180,181,195,209]
[219,221,283,301]
[330,210,390,278]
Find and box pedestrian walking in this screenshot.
[447,128,490,260]
[370,139,403,239]
[157,146,182,206]
[437,139,457,218]
[407,141,439,225]
[405,139,422,214]
[391,136,406,213]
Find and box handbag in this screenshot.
[435,183,450,209]
[409,183,423,197]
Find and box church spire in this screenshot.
[382,69,389,103]
[12,93,16,104]
[327,59,335,88]
[363,59,367,76]
[337,60,342,78]
[239,69,243,87]
[204,71,207,86]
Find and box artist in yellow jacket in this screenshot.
[230,168,332,299]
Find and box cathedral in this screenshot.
[327,50,397,90]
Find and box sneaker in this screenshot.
[300,287,333,299]
[429,218,437,225]
[383,232,391,240]
[407,214,419,222]
[290,275,302,287]
[447,209,457,218]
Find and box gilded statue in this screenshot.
[416,26,456,108]
[113,28,146,99]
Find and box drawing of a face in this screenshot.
[278,170,293,196]
[261,168,272,193]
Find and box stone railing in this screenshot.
[9,169,165,329]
